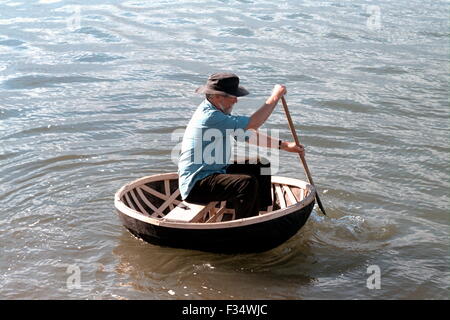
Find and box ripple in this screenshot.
[354,66,409,75]
[325,32,353,41]
[310,213,396,250]
[251,14,274,21]
[417,31,450,39]
[73,53,125,63]
[38,0,62,4]
[316,99,375,114]
[285,13,313,20]
[222,27,255,37]
[0,39,25,47]
[2,75,115,89]
[74,26,122,43]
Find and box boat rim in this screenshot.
[114,172,316,230]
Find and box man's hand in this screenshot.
[280,141,305,157]
[272,84,287,99]
[266,84,287,104]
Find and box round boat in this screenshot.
[114,172,316,253]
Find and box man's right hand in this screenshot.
[272,84,287,99]
[266,84,287,104]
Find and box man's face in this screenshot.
[216,95,238,114]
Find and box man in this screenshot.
[178,72,305,219]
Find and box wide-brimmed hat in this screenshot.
[195,72,249,97]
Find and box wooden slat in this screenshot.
[130,189,150,215]
[157,189,181,216]
[300,188,305,201]
[171,199,182,206]
[282,185,297,206]
[136,187,162,216]
[164,201,216,222]
[137,186,182,218]
[207,206,217,221]
[289,187,301,202]
[266,185,274,213]
[164,179,174,211]
[140,184,171,201]
[124,192,136,211]
[206,206,227,223]
[222,209,235,221]
[274,184,286,209]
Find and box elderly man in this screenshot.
[178,72,304,220]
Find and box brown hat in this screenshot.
[195,72,249,97]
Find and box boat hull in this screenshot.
[117,200,314,253]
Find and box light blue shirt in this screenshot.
[178,99,250,199]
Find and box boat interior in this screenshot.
[119,176,311,223]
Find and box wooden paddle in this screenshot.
[281,96,327,216]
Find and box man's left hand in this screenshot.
[280,141,305,157]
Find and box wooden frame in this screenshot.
[114,173,315,229]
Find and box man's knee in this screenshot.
[238,175,259,195]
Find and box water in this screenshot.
[0,0,448,300]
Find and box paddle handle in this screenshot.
[281,96,327,216]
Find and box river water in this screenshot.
[0,0,448,300]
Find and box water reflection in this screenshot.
[112,228,317,299]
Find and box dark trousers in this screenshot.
[185,160,272,219]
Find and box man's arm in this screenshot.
[246,129,305,157]
[245,85,286,130]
